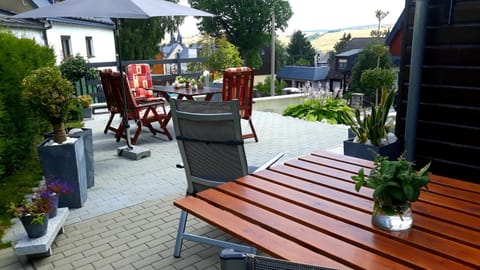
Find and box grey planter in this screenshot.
[38,137,88,208]
[82,107,92,119]
[343,138,402,161]
[69,128,95,188]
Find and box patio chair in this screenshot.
[222,67,258,142]
[99,69,121,135]
[108,72,172,144]
[170,99,284,258]
[126,63,153,98]
[219,249,337,270]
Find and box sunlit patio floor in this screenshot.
[1,109,347,270]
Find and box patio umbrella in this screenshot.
[13,0,215,159]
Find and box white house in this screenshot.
[0,0,116,65]
[161,32,197,75]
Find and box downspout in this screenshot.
[405,0,429,161]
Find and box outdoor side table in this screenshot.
[14,207,69,257]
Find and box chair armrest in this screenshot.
[135,100,165,109]
[253,152,284,173]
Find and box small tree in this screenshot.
[254,76,287,96]
[189,34,243,75]
[22,67,75,144]
[287,30,316,66]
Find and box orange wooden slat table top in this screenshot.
[174,150,480,270]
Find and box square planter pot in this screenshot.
[69,128,95,188]
[82,107,92,119]
[38,137,88,208]
[343,138,402,161]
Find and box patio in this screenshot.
[1,109,347,270]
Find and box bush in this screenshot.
[255,76,287,96]
[0,31,55,176]
[283,96,352,125]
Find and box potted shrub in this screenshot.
[9,193,52,238]
[342,88,401,160]
[352,155,431,231]
[78,94,93,119]
[22,67,88,208]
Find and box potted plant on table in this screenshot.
[78,94,93,119]
[9,191,52,238]
[22,66,88,208]
[343,88,401,160]
[352,155,431,231]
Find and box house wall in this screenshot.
[397,0,480,183]
[47,22,115,65]
[8,27,46,46]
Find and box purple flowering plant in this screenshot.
[46,178,73,195]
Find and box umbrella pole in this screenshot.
[114,19,151,160]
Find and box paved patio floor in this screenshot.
[1,109,347,270]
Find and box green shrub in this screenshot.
[0,31,55,176]
[283,97,352,124]
[255,76,287,96]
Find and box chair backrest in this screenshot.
[126,63,153,97]
[99,69,118,112]
[108,72,140,119]
[222,67,254,119]
[170,99,249,195]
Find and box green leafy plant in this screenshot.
[283,97,352,125]
[343,88,395,146]
[9,192,51,225]
[59,54,98,83]
[352,155,431,216]
[21,67,75,144]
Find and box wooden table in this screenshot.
[150,85,222,101]
[174,150,480,269]
[150,85,222,124]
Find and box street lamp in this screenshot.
[270,3,276,96]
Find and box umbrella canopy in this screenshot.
[12,0,214,19]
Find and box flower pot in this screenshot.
[82,107,92,119]
[48,193,59,218]
[20,214,49,238]
[343,138,401,161]
[372,202,412,231]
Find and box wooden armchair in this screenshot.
[99,69,120,134]
[108,72,172,144]
[222,67,258,142]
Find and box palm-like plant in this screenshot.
[344,88,395,146]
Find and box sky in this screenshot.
[178,0,405,36]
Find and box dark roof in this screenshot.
[277,66,330,81]
[0,10,45,30]
[341,37,380,52]
[336,49,363,57]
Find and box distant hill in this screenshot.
[278,24,393,53]
[182,24,393,53]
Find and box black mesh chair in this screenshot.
[219,249,338,270]
[170,99,284,258]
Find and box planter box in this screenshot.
[343,138,402,161]
[82,107,92,119]
[69,128,94,188]
[38,137,88,208]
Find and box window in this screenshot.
[85,36,94,58]
[61,35,72,59]
[338,59,348,70]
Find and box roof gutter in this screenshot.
[404,0,429,161]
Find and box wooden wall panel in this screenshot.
[396,0,480,183]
